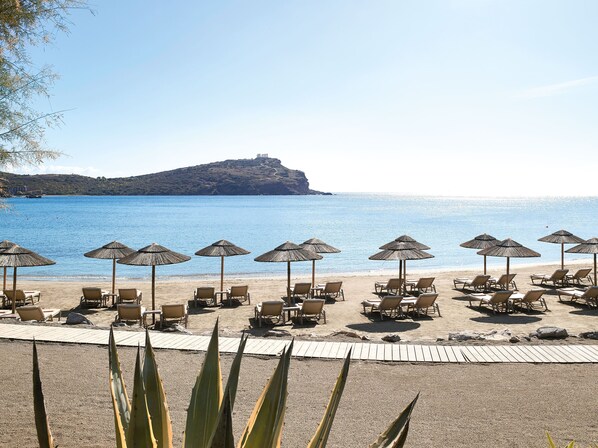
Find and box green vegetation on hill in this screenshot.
[0,158,328,196]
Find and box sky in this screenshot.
[19,0,598,196]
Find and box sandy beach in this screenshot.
[6,260,598,341]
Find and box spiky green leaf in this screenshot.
[109,327,130,448]
[32,340,54,448]
[143,330,173,448]
[126,345,157,448]
[368,393,419,448]
[307,349,351,448]
[238,341,294,448]
[183,320,223,448]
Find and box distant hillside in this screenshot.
[0,157,329,196]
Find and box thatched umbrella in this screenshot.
[195,240,250,292]
[478,239,540,290]
[369,242,434,295]
[538,230,584,270]
[118,243,191,317]
[566,238,598,286]
[380,235,430,283]
[300,238,340,287]
[255,242,322,303]
[460,233,499,275]
[84,241,135,294]
[0,244,55,313]
[0,240,16,292]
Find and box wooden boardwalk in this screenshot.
[0,323,597,363]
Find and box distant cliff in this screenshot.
[0,157,329,196]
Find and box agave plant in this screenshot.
[33,321,418,447]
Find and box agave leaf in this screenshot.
[307,350,351,448]
[109,327,130,448]
[143,330,173,448]
[207,333,249,447]
[547,433,557,448]
[183,320,223,448]
[237,341,294,448]
[126,345,157,448]
[32,340,55,448]
[368,393,419,448]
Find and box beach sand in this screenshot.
[1,262,598,446]
[0,340,596,447]
[6,261,598,341]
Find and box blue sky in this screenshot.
[21,0,598,196]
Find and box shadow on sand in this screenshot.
[346,321,421,333]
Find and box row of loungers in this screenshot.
[362,293,441,320]
[374,277,437,296]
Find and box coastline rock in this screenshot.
[579,331,598,340]
[65,312,94,325]
[382,334,401,343]
[531,327,568,340]
[162,324,192,334]
[448,329,513,342]
[264,329,292,337]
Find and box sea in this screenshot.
[0,194,596,280]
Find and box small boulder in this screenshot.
[162,324,192,334]
[65,312,94,326]
[264,329,292,337]
[509,336,520,343]
[532,327,568,340]
[361,335,370,341]
[382,334,401,343]
[579,331,598,340]
[331,330,361,339]
[436,338,445,342]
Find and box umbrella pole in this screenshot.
[220,256,224,292]
[506,257,510,291]
[2,267,6,291]
[287,261,291,304]
[312,259,316,288]
[11,267,17,314]
[151,265,156,323]
[594,254,597,287]
[112,258,116,295]
[561,243,565,270]
[483,255,487,275]
[398,259,403,295]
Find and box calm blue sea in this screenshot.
[1,194,596,280]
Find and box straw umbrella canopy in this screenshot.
[195,240,250,292]
[300,238,340,287]
[118,243,191,316]
[380,235,430,282]
[0,244,55,313]
[538,230,584,270]
[477,238,540,290]
[460,233,499,275]
[369,242,434,295]
[84,241,135,294]
[254,241,322,303]
[566,238,598,286]
[0,240,16,292]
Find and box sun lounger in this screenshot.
[314,281,345,301]
[3,289,41,307]
[509,289,548,312]
[374,278,402,296]
[565,268,593,286]
[17,306,60,322]
[115,304,146,327]
[226,285,250,306]
[362,296,403,320]
[80,287,109,308]
[297,299,326,325]
[160,304,188,328]
[401,293,441,317]
[289,282,312,302]
[488,273,517,290]
[405,277,436,294]
[254,300,285,327]
[193,287,216,307]
[530,269,568,287]
[557,286,598,308]
[118,288,142,304]
[453,275,490,292]
[467,290,513,314]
